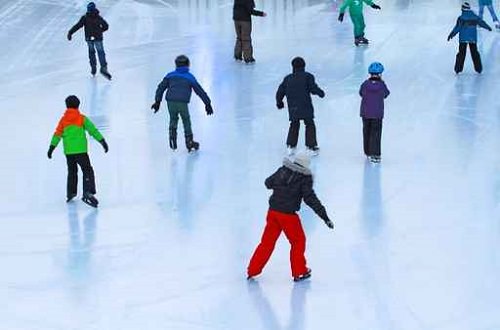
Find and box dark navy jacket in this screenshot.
[233,0,264,21]
[448,10,491,43]
[155,67,211,105]
[276,68,325,121]
[68,9,109,41]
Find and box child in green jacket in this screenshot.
[47,95,108,207]
[338,0,381,46]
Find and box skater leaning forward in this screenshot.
[151,55,214,152]
[67,2,112,80]
[233,0,267,63]
[359,62,390,164]
[448,2,492,74]
[47,95,109,208]
[338,0,381,46]
[247,152,334,282]
[276,57,325,156]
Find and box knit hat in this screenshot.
[462,2,471,10]
[292,57,306,70]
[293,151,311,169]
[65,95,80,109]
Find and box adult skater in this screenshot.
[448,2,492,74]
[67,2,112,80]
[478,0,500,29]
[247,152,334,282]
[359,62,390,164]
[151,55,214,152]
[338,0,381,46]
[233,0,267,63]
[276,57,325,156]
[47,95,109,208]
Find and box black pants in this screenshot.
[362,118,383,156]
[455,42,482,73]
[286,119,317,148]
[66,153,96,198]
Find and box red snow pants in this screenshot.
[247,209,308,278]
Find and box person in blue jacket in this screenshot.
[151,55,214,152]
[478,0,500,29]
[448,2,492,74]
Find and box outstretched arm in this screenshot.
[478,18,492,31]
[276,79,286,108]
[307,75,325,98]
[68,17,85,37]
[192,79,211,106]
[301,177,333,228]
[83,117,104,142]
[448,18,461,40]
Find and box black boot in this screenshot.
[91,66,97,76]
[100,66,112,80]
[185,134,200,152]
[169,128,177,150]
[82,192,99,208]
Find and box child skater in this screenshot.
[478,0,500,29]
[276,57,325,156]
[448,2,492,74]
[47,95,109,208]
[247,152,334,282]
[359,62,390,164]
[338,0,381,46]
[151,55,214,152]
[67,2,112,80]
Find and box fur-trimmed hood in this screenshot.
[283,157,312,176]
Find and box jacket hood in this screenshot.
[364,79,385,92]
[293,67,305,73]
[283,157,312,176]
[86,9,100,16]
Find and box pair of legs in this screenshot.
[362,118,383,157]
[286,119,317,149]
[87,40,108,72]
[351,14,366,40]
[247,209,308,278]
[234,21,254,61]
[479,4,499,24]
[167,101,195,150]
[66,153,96,199]
[455,42,482,74]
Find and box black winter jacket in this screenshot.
[68,10,109,41]
[233,0,265,21]
[265,158,328,220]
[276,68,325,121]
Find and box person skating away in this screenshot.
[151,55,214,152]
[247,152,334,282]
[233,0,267,64]
[276,57,325,156]
[67,2,112,80]
[448,2,492,74]
[359,62,390,164]
[47,95,109,208]
[478,0,500,29]
[338,0,381,46]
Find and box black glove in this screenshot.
[47,145,55,159]
[205,104,214,115]
[277,100,285,109]
[338,13,344,22]
[488,27,493,31]
[151,101,161,113]
[100,139,109,153]
[67,33,72,41]
[447,35,452,42]
[371,4,381,9]
[318,90,326,98]
[323,216,334,229]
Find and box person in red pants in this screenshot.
[247,152,334,282]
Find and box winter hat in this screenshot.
[175,55,190,68]
[368,62,384,75]
[87,2,96,12]
[462,2,471,10]
[292,57,306,69]
[65,95,80,109]
[293,151,311,169]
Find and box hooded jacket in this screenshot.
[233,0,265,21]
[276,68,325,121]
[154,67,211,105]
[448,9,491,43]
[265,158,328,220]
[359,76,390,119]
[68,9,109,41]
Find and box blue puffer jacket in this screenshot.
[479,0,492,6]
[448,9,491,43]
[155,67,211,105]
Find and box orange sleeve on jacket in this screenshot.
[54,119,65,137]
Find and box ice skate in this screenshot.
[100,66,112,80]
[66,194,77,203]
[495,21,500,30]
[234,55,243,61]
[369,156,381,164]
[185,134,200,153]
[359,37,370,45]
[82,192,99,208]
[354,37,361,46]
[293,268,312,282]
[308,146,320,156]
[244,58,256,64]
[169,128,178,150]
[91,66,97,76]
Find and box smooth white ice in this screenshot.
[2,0,500,329]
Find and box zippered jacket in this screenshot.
[155,67,211,105]
[448,9,491,43]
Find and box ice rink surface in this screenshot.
[2,0,500,329]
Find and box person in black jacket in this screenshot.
[233,0,267,63]
[276,57,325,155]
[68,2,112,79]
[247,152,334,282]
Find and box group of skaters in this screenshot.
[45,0,495,281]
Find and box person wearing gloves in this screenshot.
[67,2,112,79]
[47,95,108,208]
[151,55,214,152]
[478,0,500,29]
[338,0,381,46]
[247,152,334,282]
[233,0,267,63]
[448,2,492,74]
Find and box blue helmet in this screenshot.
[87,2,96,12]
[368,62,384,75]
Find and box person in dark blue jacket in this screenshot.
[448,2,492,74]
[151,55,214,152]
[276,57,325,155]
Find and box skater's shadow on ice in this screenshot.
[87,78,110,129]
[247,281,310,330]
[360,161,383,238]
